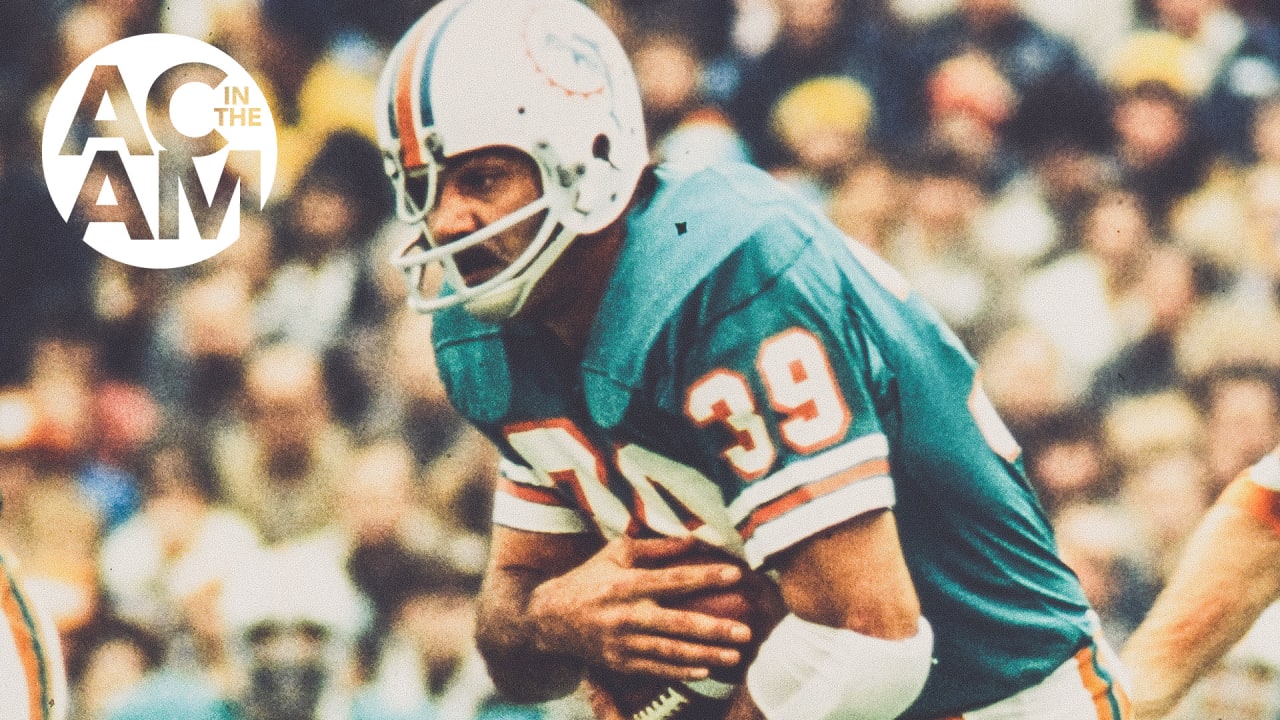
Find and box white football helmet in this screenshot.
[376,0,649,320]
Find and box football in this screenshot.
[589,548,783,720]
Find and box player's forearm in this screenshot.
[475,571,586,703]
[1122,504,1280,719]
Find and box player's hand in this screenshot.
[527,535,753,681]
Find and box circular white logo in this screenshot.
[42,33,277,268]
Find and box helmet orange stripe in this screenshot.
[395,1,468,172]
[394,20,432,170]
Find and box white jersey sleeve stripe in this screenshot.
[742,475,895,569]
[493,489,592,534]
[728,433,889,525]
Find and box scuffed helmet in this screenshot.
[375,0,648,320]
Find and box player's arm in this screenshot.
[771,507,921,636]
[677,316,933,715]
[1121,482,1280,720]
[474,526,754,703]
[743,504,933,720]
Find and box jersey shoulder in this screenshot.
[582,162,828,425]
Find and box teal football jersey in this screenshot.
[432,163,1095,718]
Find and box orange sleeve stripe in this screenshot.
[738,458,890,540]
[1074,642,1131,720]
[1220,476,1280,537]
[1,561,48,720]
[498,478,567,507]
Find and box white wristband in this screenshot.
[746,613,934,720]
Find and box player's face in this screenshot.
[424,147,545,288]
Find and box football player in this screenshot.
[376,1,1130,718]
[1121,444,1280,719]
[0,551,67,720]
[0,405,68,720]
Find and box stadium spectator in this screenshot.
[630,30,751,172]
[883,146,1011,352]
[0,121,97,387]
[903,0,1112,164]
[1018,186,1159,391]
[68,617,167,720]
[1088,245,1210,409]
[98,435,261,676]
[1101,391,1206,477]
[974,142,1117,272]
[1143,0,1280,164]
[915,47,1022,193]
[827,155,905,255]
[210,343,353,545]
[219,539,368,720]
[1117,448,1215,581]
[1022,406,1118,516]
[349,553,548,720]
[767,75,877,206]
[341,437,488,635]
[252,131,393,424]
[721,0,912,168]
[221,0,378,193]
[978,323,1077,442]
[1106,79,1216,228]
[143,221,263,423]
[1053,502,1158,647]
[254,131,390,356]
[1192,362,1280,491]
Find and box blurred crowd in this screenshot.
[3,0,1280,718]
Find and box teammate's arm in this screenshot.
[474,526,754,703]
[1121,499,1280,720]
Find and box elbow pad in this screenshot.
[746,613,934,720]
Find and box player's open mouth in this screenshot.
[455,246,506,286]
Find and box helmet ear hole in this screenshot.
[592,134,612,166]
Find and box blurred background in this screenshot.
[4,0,1280,717]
